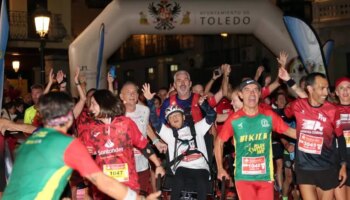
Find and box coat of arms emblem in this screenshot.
[148,0,181,30]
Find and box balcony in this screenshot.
[9,11,67,42]
[313,0,350,25]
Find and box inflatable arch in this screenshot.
[69,0,297,93]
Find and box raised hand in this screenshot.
[254,65,264,81]
[107,72,114,84]
[278,66,291,81]
[277,51,288,67]
[48,68,54,84]
[142,83,156,100]
[222,64,231,76]
[74,67,80,84]
[212,67,222,80]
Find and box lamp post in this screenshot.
[33,6,51,84]
[12,60,20,72]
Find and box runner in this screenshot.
[86,89,165,199]
[2,92,160,200]
[334,77,350,200]
[214,79,296,200]
[279,70,347,199]
[119,82,167,194]
[143,83,216,200]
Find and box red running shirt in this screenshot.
[336,104,350,165]
[84,116,148,191]
[284,98,342,170]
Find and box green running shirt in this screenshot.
[219,107,289,181]
[3,127,101,200]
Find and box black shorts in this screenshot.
[283,153,293,168]
[295,168,339,190]
[272,142,284,159]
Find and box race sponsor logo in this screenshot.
[104,139,115,148]
[301,119,324,132]
[340,114,350,121]
[239,133,268,142]
[93,132,101,137]
[247,143,265,154]
[318,113,326,122]
[261,119,270,128]
[98,147,124,156]
[238,122,243,129]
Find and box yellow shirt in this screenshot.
[24,105,37,125]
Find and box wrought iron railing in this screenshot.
[9,11,67,41]
[313,0,350,23]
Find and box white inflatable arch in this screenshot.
[69,0,297,92]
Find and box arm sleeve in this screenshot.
[147,99,162,132]
[207,96,217,108]
[218,115,235,142]
[64,139,101,177]
[333,109,347,164]
[269,110,289,134]
[261,86,270,99]
[284,100,296,118]
[333,109,343,137]
[159,98,170,125]
[199,100,217,125]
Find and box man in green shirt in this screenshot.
[214,79,296,200]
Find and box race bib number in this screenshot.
[298,133,323,154]
[344,130,350,148]
[242,156,266,175]
[103,163,129,182]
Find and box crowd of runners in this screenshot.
[0,51,349,200]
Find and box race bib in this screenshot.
[344,130,350,148]
[242,156,266,175]
[298,133,323,154]
[103,163,129,182]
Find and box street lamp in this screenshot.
[33,6,51,84]
[12,60,20,72]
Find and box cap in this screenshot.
[239,79,261,91]
[165,105,184,120]
[335,77,350,88]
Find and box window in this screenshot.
[146,67,155,81]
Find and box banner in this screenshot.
[283,16,327,76]
[0,0,9,110]
[95,23,105,89]
[322,40,334,67]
